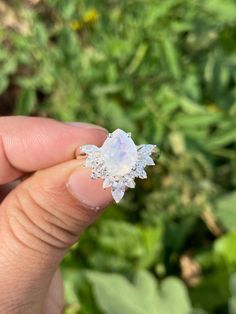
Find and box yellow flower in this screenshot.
[70,20,82,31]
[83,9,100,24]
[70,9,99,31]
[207,104,221,113]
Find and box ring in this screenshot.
[80,129,159,203]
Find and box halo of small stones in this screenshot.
[80,142,158,203]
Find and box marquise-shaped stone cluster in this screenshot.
[81,129,157,203]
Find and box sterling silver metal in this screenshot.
[80,129,159,203]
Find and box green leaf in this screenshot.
[158,278,192,314]
[229,273,236,314]
[127,43,148,74]
[204,0,236,23]
[14,89,36,115]
[208,128,236,149]
[87,271,193,314]
[0,77,8,94]
[161,36,181,81]
[229,298,236,314]
[215,192,236,231]
[179,97,205,114]
[214,232,236,265]
[230,274,236,297]
[190,269,231,312]
[87,271,147,314]
[174,112,221,129]
[134,271,160,313]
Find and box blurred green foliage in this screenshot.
[0,0,236,313]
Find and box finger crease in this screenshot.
[13,192,69,250]
[26,189,83,237]
[23,189,78,244]
[6,210,45,255]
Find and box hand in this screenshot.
[0,116,113,314]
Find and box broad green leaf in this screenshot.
[134,271,160,313]
[87,271,147,314]
[87,271,193,314]
[158,278,192,314]
[214,232,236,265]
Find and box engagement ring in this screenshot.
[80,129,159,203]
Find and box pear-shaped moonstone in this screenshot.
[101,129,138,176]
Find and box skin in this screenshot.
[0,116,113,314]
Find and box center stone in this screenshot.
[101,129,138,177]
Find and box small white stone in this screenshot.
[112,187,125,203]
[81,145,99,154]
[85,157,93,167]
[124,177,135,188]
[91,172,98,179]
[138,144,156,156]
[101,129,138,177]
[137,169,147,179]
[103,177,112,189]
[143,156,155,166]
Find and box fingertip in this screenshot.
[67,167,113,211]
[65,122,108,133]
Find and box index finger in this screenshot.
[0,116,107,184]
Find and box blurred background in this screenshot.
[0,0,236,313]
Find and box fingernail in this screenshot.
[67,169,113,210]
[66,122,107,133]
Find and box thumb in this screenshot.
[0,159,113,313]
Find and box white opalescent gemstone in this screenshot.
[101,129,137,176]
